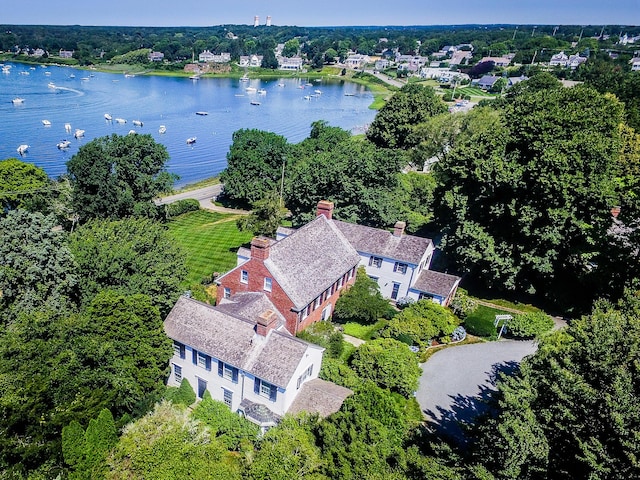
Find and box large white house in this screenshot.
[273,201,460,306]
[164,293,351,430]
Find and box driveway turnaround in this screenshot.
[416,340,536,444]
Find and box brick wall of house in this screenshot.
[217,258,357,335]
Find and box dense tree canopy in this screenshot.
[66,134,175,221]
[471,290,640,479]
[333,267,390,324]
[0,158,50,213]
[434,85,627,306]
[68,217,186,315]
[366,83,448,149]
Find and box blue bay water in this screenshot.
[0,63,376,187]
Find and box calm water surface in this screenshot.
[0,63,376,186]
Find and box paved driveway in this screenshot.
[416,340,536,443]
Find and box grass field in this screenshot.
[455,86,497,98]
[167,210,253,287]
[342,319,389,340]
[463,304,509,340]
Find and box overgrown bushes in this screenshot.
[381,300,459,347]
[506,311,554,339]
[164,378,196,407]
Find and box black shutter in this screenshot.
[205,356,211,371]
[192,349,197,365]
[254,378,260,394]
[218,361,224,377]
[179,344,185,359]
[269,385,277,402]
[368,256,373,266]
[232,367,238,383]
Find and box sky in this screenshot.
[7,0,640,27]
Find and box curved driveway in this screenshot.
[417,339,536,443]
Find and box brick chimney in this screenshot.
[250,237,271,260]
[611,206,621,218]
[393,221,406,237]
[256,309,278,336]
[316,200,334,220]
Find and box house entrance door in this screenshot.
[197,377,207,399]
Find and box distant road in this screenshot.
[156,184,249,215]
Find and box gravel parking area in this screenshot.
[416,339,536,443]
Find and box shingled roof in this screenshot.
[333,219,432,265]
[260,215,360,311]
[288,378,353,417]
[412,269,461,298]
[164,296,321,387]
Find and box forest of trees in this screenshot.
[1,39,640,478]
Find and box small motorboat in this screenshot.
[245,87,256,93]
[65,123,72,132]
[277,83,285,87]
[48,82,56,88]
[132,120,143,126]
[195,111,208,116]
[104,113,112,121]
[17,144,29,155]
[186,137,197,144]
[57,140,71,149]
[74,129,85,138]
[314,89,322,94]
[115,118,127,124]
[303,95,311,101]
[257,89,267,95]
[128,130,137,135]
[42,120,52,126]
[12,97,24,104]
[250,100,261,106]
[158,125,166,134]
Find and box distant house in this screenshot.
[58,49,74,59]
[164,294,351,431]
[277,56,303,70]
[148,51,165,62]
[479,55,513,67]
[217,208,361,335]
[32,48,45,57]
[449,50,473,65]
[567,54,587,69]
[550,51,569,67]
[631,57,640,71]
[473,75,501,90]
[345,54,370,69]
[508,75,528,87]
[199,50,231,63]
[239,55,263,67]
[375,59,389,70]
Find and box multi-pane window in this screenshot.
[240,270,249,283]
[255,378,277,401]
[264,277,272,292]
[369,256,383,268]
[338,277,344,289]
[173,364,182,382]
[173,341,185,359]
[223,287,231,299]
[394,262,408,274]
[297,364,314,389]
[391,282,401,300]
[197,352,211,370]
[314,296,321,309]
[223,388,233,408]
[218,361,239,383]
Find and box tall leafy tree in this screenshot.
[0,158,50,213]
[367,83,448,149]
[68,217,186,315]
[219,129,289,206]
[66,134,175,221]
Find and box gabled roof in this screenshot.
[217,292,286,327]
[411,270,461,298]
[332,219,432,265]
[164,296,321,387]
[221,215,360,311]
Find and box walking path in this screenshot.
[156,184,250,215]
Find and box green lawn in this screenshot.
[455,86,496,98]
[167,210,253,287]
[342,319,389,341]
[463,304,508,340]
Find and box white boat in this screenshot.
[128,130,137,135]
[81,77,89,81]
[195,111,208,116]
[303,95,311,100]
[48,82,56,88]
[44,71,51,76]
[189,75,200,80]
[240,74,249,82]
[12,97,24,104]
[65,123,72,132]
[17,144,29,155]
[277,83,285,87]
[69,74,75,78]
[344,93,356,96]
[314,89,322,94]
[124,74,135,78]
[74,129,85,138]
[305,83,313,87]
[245,87,256,93]
[19,71,30,76]
[57,140,71,149]
[250,100,261,106]
[104,113,112,121]
[257,89,267,95]
[42,120,51,126]
[132,120,143,126]
[115,118,127,124]
[158,125,166,134]
[186,137,197,144]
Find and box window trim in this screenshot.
[223,287,231,299]
[369,256,383,268]
[263,277,272,292]
[173,363,182,382]
[240,269,249,284]
[393,262,408,274]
